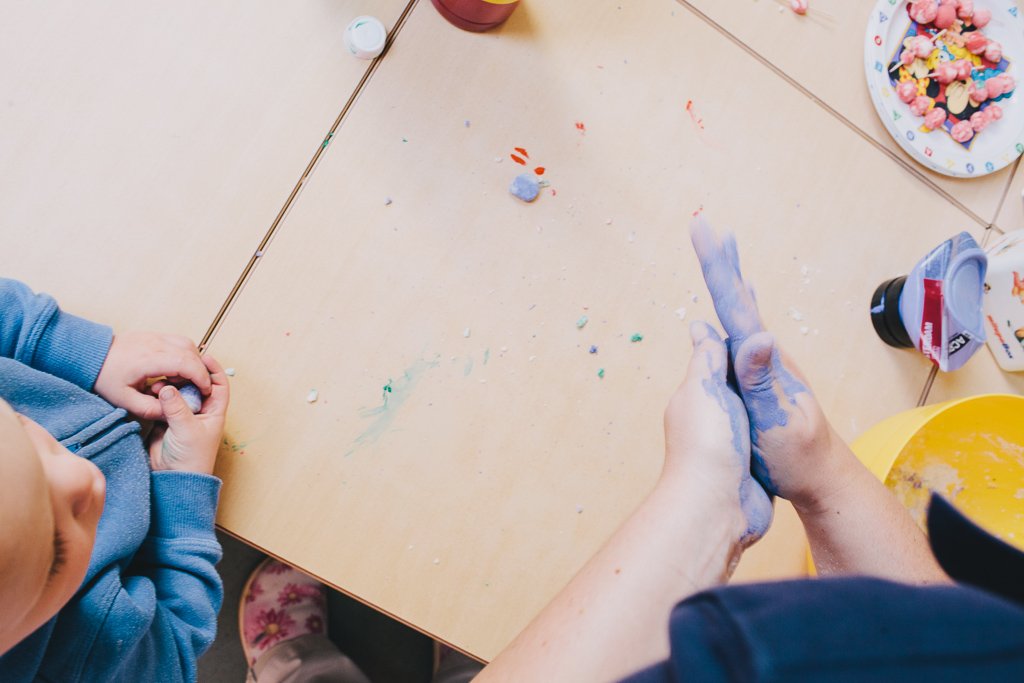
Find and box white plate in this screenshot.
[865,0,1024,177]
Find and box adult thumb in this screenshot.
[159,386,194,425]
[733,331,776,395]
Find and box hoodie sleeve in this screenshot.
[70,472,224,683]
[0,278,113,391]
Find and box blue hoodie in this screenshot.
[0,279,222,682]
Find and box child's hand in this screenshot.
[690,215,842,508]
[95,332,213,420]
[147,355,229,475]
[663,321,773,548]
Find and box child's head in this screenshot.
[0,399,105,655]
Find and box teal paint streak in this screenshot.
[463,356,474,376]
[346,357,440,456]
[483,348,490,365]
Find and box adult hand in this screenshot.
[690,215,844,510]
[664,320,773,548]
[147,355,229,475]
[94,332,212,420]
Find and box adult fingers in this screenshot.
[688,320,728,385]
[689,215,764,349]
[733,332,777,398]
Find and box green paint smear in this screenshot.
[347,357,440,456]
[576,315,589,329]
[483,348,490,365]
[463,357,474,376]
[597,368,605,379]
[630,333,644,342]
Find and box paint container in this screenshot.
[344,16,387,60]
[431,0,520,32]
[982,230,1024,371]
[870,231,987,371]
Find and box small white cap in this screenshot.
[344,16,387,60]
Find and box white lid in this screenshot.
[344,16,387,60]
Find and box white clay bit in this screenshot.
[690,293,699,303]
[306,389,319,403]
[385,197,393,205]
[788,307,805,321]
[576,505,584,514]
[463,327,471,338]
[675,307,688,321]
[225,368,236,377]
[433,558,440,565]
[799,326,810,335]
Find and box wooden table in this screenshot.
[5,0,1022,664]
[0,0,412,338]
[205,0,1018,660]
[683,0,1024,224]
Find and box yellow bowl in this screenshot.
[851,394,1024,551]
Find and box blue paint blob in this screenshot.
[178,383,202,413]
[509,173,540,202]
[589,345,598,354]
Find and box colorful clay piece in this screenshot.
[970,110,990,131]
[909,0,938,24]
[984,40,1002,63]
[966,32,988,55]
[910,95,934,116]
[968,81,990,103]
[934,3,957,28]
[924,107,948,129]
[897,80,919,103]
[890,0,1013,148]
[789,0,808,15]
[951,119,975,142]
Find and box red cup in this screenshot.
[431,0,520,32]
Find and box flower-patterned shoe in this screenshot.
[239,557,328,668]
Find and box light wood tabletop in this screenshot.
[4,0,1022,665]
[682,0,1023,224]
[0,0,412,339]
[204,0,1016,660]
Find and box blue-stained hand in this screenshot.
[690,215,836,505]
[664,320,773,547]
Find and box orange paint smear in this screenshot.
[534,166,545,176]
[511,154,526,165]
[575,121,587,133]
[691,204,704,217]
[685,100,704,130]
[514,147,530,158]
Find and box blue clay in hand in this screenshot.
[178,383,202,413]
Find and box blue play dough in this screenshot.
[178,383,202,413]
[509,173,540,202]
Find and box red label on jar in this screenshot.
[920,277,944,364]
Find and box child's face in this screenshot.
[0,400,105,655]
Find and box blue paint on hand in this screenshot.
[692,321,773,545]
[509,173,540,202]
[691,215,811,497]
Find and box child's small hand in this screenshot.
[95,332,212,420]
[147,355,229,475]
